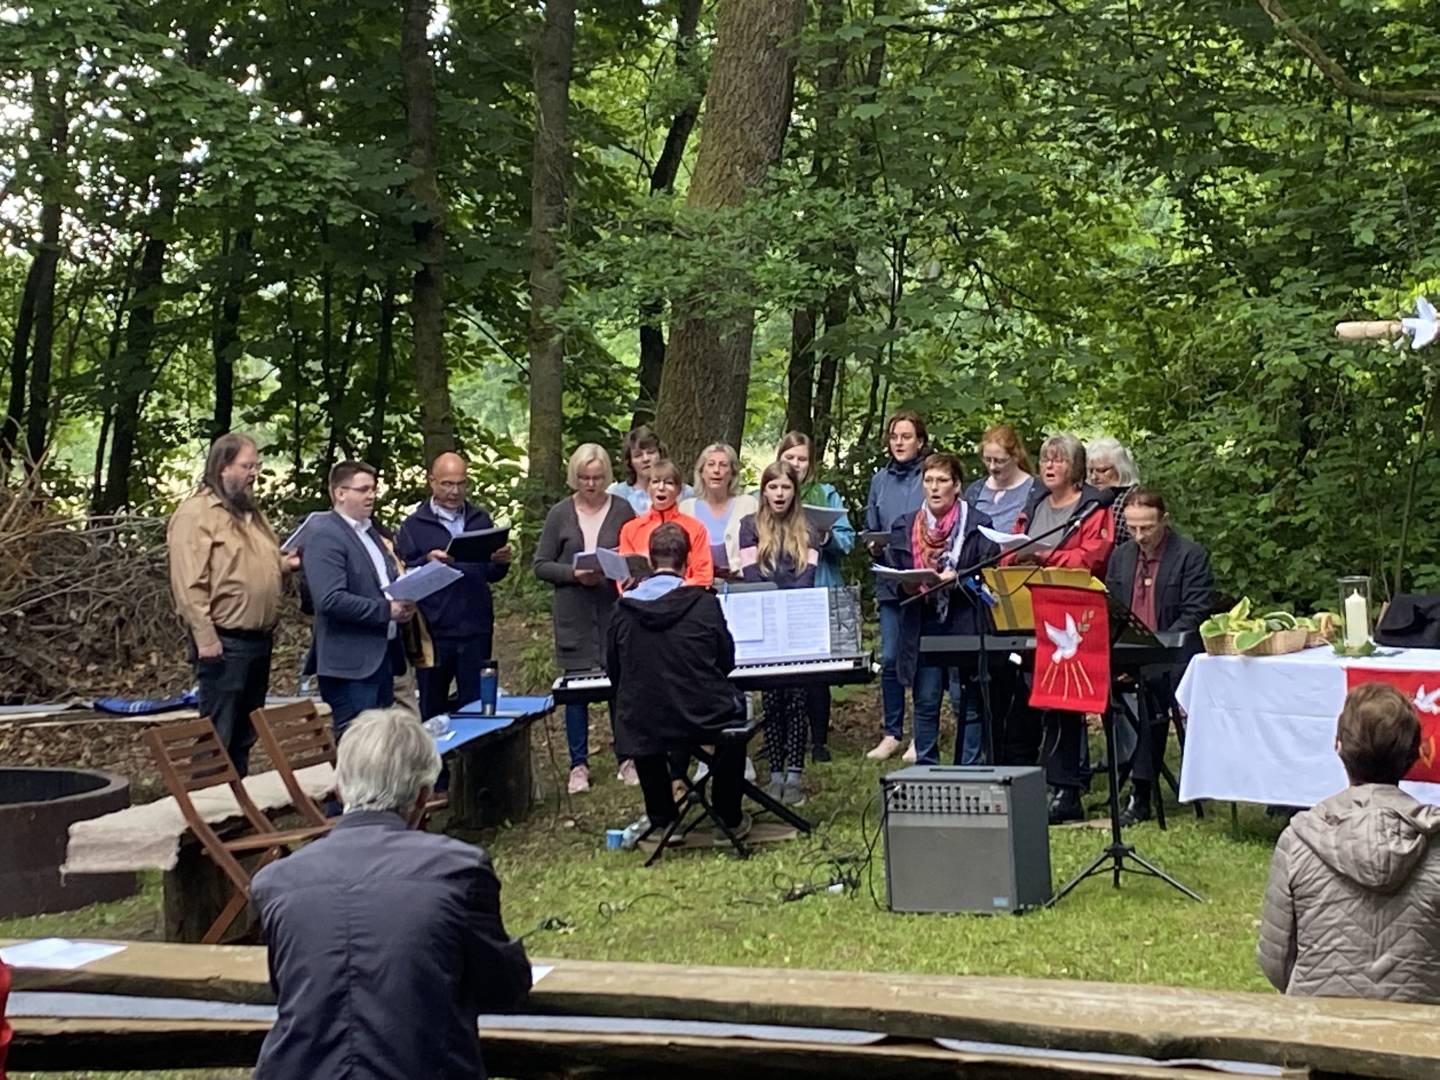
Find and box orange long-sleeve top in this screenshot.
[617,504,715,587]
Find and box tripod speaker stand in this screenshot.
[1048,599,1205,906]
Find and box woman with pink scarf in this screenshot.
[884,453,1000,764]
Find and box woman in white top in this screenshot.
[679,443,757,580]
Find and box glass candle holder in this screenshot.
[1338,575,1372,649]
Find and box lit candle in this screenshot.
[1344,589,1369,648]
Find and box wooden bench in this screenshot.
[8,940,1440,1078]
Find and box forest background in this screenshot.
[2,0,1439,693]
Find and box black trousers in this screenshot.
[1130,671,1177,785]
[417,634,491,720]
[194,630,273,777]
[634,740,746,829]
[1042,710,1087,791]
[806,684,831,748]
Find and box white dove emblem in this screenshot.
[1040,613,1093,699]
[1401,296,1438,350]
[1413,685,1440,715]
[1044,614,1082,660]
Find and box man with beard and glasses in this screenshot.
[167,432,299,775]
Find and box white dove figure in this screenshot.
[1413,685,1440,716]
[1401,296,1438,350]
[1044,613,1082,661]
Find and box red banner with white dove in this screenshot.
[1344,668,1440,783]
[1028,584,1110,714]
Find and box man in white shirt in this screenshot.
[301,461,417,736]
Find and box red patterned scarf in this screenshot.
[911,501,961,573]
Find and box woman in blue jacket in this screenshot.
[776,430,853,762]
[863,410,929,762]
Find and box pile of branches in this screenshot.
[0,483,190,703]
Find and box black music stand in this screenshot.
[1048,592,1204,905]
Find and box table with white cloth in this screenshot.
[1176,646,1440,808]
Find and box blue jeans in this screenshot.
[913,666,984,765]
[878,599,908,738]
[565,701,589,769]
[319,660,395,742]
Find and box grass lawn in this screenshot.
[3,689,1290,1078]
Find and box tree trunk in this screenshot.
[632,0,706,429]
[90,252,135,511]
[2,256,41,469]
[401,0,456,465]
[210,226,251,441]
[366,273,397,473]
[99,180,176,513]
[812,284,847,460]
[526,0,575,513]
[656,0,805,468]
[785,305,816,436]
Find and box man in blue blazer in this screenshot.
[396,452,511,719]
[302,461,417,736]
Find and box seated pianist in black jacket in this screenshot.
[1104,486,1214,825]
[605,522,751,841]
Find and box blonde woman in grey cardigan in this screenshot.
[533,444,634,794]
[1258,682,1440,1004]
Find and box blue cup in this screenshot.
[605,828,624,851]
[478,662,499,716]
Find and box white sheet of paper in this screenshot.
[0,938,128,970]
[978,526,1031,549]
[723,588,833,662]
[718,593,766,642]
[872,566,944,587]
[802,504,848,532]
[531,964,555,984]
[384,560,463,602]
[280,511,328,553]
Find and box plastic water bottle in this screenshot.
[423,716,450,737]
[619,815,651,851]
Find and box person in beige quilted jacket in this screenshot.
[1258,682,1440,1003]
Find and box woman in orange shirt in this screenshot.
[617,458,714,588]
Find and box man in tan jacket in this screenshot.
[1258,682,1440,1003]
[167,432,296,775]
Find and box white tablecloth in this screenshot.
[1176,646,1440,807]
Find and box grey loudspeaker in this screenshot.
[881,765,1052,914]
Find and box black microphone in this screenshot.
[1072,486,1119,519]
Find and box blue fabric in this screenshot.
[607,481,694,515]
[951,672,984,765]
[628,572,686,600]
[878,598,908,739]
[963,475,1035,535]
[250,811,531,1080]
[865,456,926,601]
[302,510,398,680]
[453,694,555,718]
[395,501,508,641]
[808,482,855,588]
[318,660,394,740]
[564,701,589,768]
[689,498,730,544]
[93,690,198,715]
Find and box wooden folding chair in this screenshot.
[145,718,331,944]
[250,700,337,828]
[250,700,449,826]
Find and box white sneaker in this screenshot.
[903,740,918,764]
[866,735,902,761]
[744,756,757,782]
[692,761,711,783]
[567,765,590,795]
[617,759,640,786]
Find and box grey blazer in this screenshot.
[532,495,633,670]
[302,510,399,679]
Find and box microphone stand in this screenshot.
[892,496,1112,766]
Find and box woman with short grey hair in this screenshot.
[1086,436,1140,546]
[534,443,635,794]
[1001,432,1117,825]
[338,707,442,819]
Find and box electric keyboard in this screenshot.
[919,632,1195,672]
[553,652,875,704]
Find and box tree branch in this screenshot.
[1257,0,1440,108]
